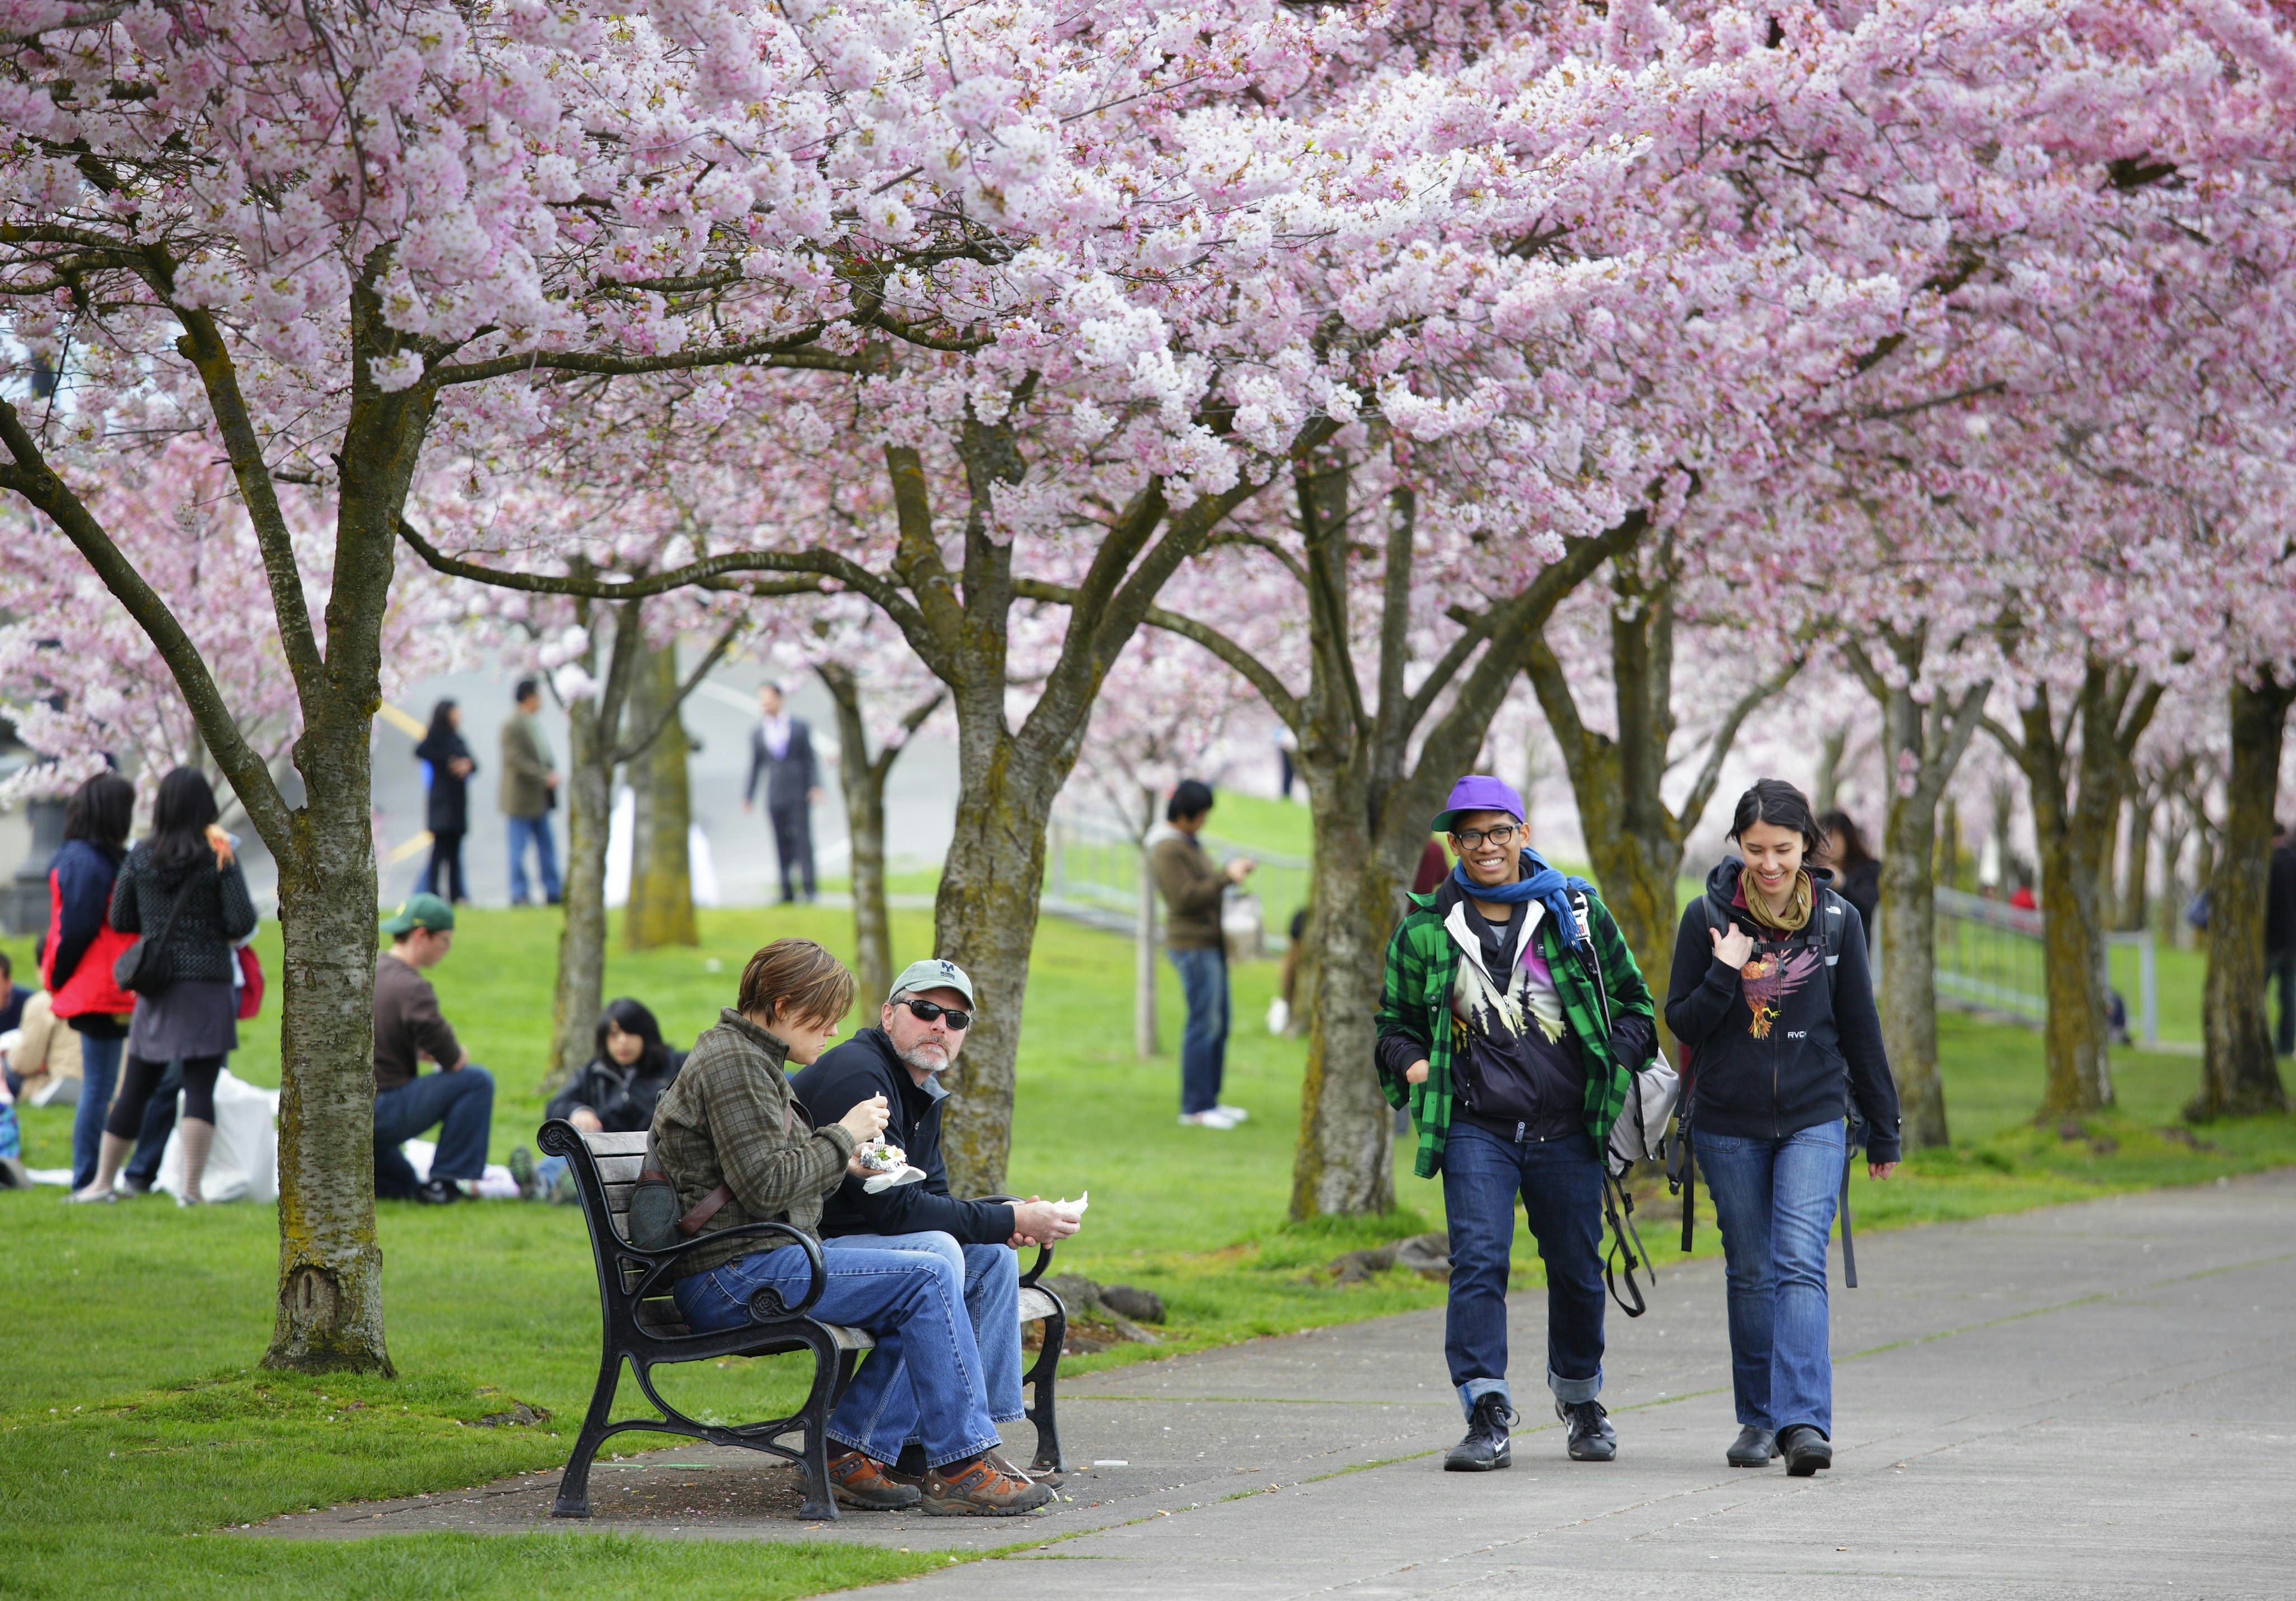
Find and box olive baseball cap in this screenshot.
[381,892,455,936]
[889,958,973,1005]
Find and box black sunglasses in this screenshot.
[897,997,972,1031]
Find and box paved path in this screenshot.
[255,1171,2296,1597]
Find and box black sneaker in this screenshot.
[1727,1424,1779,1467]
[1558,1398,1616,1461]
[415,1178,462,1205]
[1443,1394,1516,1471]
[1778,1424,1831,1477]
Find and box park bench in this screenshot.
[541,1117,1069,1520]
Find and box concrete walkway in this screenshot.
[254,1171,2296,1597]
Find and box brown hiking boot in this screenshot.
[826,1449,921,1510]
[921,1455,1056,1516]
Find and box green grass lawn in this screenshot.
[1,902,2289,1598]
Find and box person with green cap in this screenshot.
[373,892,494,1203]
[1375,775,1659,1472]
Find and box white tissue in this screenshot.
[1050,1191,1088,1221]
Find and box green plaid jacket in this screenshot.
[1375,879,1654,1179]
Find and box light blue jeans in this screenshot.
[71,1031,124,1192]
[1696,1120,1847,1437]
[827,1232,1024,1461]
[674,1242,1000,1470]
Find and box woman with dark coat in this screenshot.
[517,997,686,1200]
[1665,780,1901,1478]
[1817,808,1881,939]
[70,768,257,1205]
[44,772,138,1194]
[414,698,477,903]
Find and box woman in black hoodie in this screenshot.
[1666,780,1901,1478]
[414,698,477,903]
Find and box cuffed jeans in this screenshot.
[1440,1119,1607,1419]
[1168,945,1229,1115]
[70,1031,124,1192]
[827,1232,1024,1461]
[675,1242,1002,1471]
[374,1066,496,1194]
[1696,1120,1846,1437]
[506,813,560,904]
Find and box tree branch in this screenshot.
[430,331,863,387]
[1012,577,1304,729]
[1681,653,1805,832]
[611,615,747,765]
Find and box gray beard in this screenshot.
[896,1040,951,1076]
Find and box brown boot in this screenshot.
[921,1455,1056,1516]
[826,1449,921,1510]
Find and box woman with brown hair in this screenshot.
[651,937,1052,1517]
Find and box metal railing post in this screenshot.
[2139,930,2158,1050]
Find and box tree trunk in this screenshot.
[819,663,894,1010]
[2190,673,2294,1120]
[1815,722,1849,813]
[264,726,392,1374]
[1135,784,1158,1059]
[2117,792,2155,933]
[625,640,697,951]
[551,685,616,1084]
[1290,763,1399,1218]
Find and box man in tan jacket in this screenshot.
[1150,780,1253,1129]
[499,678,561,905]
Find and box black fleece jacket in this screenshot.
[790,1028,1016,1245]
[1664,858,1901,1164]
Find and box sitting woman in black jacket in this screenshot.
[1665,780,1901,1479]
[516,997,684,1201]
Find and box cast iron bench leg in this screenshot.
[1025,1308,1066,1474]
[553,1348,623,1517]
[798,1368,840,1521]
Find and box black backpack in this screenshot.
[1668,886,1863,1288]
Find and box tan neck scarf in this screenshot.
[1741,867,1813,934]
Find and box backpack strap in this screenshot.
[1601,1169,1650,1317]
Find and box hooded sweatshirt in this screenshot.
[1663,858,1901,1164]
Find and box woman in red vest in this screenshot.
[43,772,137,1194]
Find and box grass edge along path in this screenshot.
[1,908,2291,1600]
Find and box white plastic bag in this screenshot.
[158,1069,279,1203]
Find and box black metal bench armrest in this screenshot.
[633,1220,831,1319]
[976,1194,1055,1287]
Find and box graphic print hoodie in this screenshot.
[1662,858,1902,1164]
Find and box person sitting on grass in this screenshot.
[372,893,495,1205]
[511,997,686,1202]
[793,958,1080,1487]
[650,937,1053,1517]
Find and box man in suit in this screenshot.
[500,678,562,906]
[744,681,823,903]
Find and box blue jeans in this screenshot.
[675,1242,1002,1471]
[71,1031,124,1192]
[1696,1120,1847,1437]
[1439,1120,1606,1418]
[374,1066,496,1191]
[506,814,560,904]
[827,1232,1023,1461]
[1167,945,1229,1115]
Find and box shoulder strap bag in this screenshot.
[112,865,206,998]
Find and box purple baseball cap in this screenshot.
[1431,775,1525,834]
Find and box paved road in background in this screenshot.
[256,1171,2296,1598]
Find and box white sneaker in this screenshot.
[1212,1105,1250,1124]
[1178,1110,1238,1129]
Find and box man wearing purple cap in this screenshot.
[1376,775,1657,1471]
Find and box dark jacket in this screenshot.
[43,838,130,1023]
[414,728,477,835]
[108,844,259,986]
[745,717,820,811]
[546,1046,687,1133]
[1834,858,1881,941]
[791,1027,1017,1244]
[2268,842,2296,955]
[1665,858,1901,1164]
[1151,833,1227,950]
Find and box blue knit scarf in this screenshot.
[1451,849,1595,949]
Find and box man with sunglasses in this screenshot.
[793,959,1081,1495]
[1376,775,1658,1473]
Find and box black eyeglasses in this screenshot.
[897,998,972,1031]
[1451,824,1522,849]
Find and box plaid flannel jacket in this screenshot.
[650,1009,856,1278]
[1375,879,1654,1180]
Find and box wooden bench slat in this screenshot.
[582,1131,651,1157]
[591,1153,646,1185]
[1016,1285,1059,1325]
